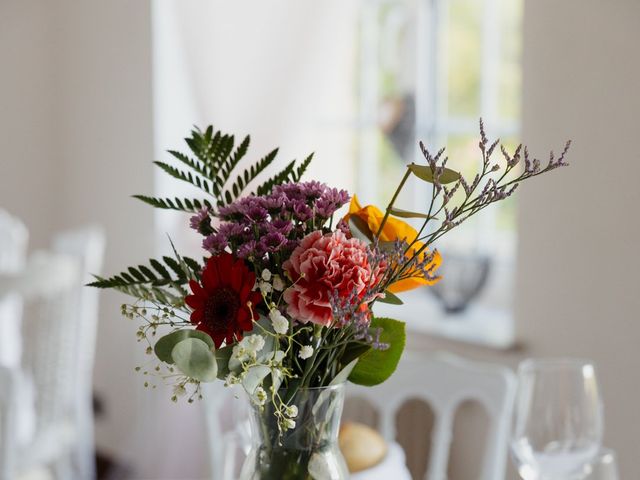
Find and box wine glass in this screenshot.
[511,359,604,480]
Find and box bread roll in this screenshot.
[339,422,388,473]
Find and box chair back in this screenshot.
[0,252,81,479]
[18,252,82,432]
[0,366,19,480]
[52,226,105,480]
[347,352,516,480]
[0,210,28,367]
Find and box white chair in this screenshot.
[0,252,82,480]
[347,352,516,480]
[0,365,19,480]
[0,210,28,367]
[52,226,105,480]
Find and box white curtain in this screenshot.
[144,2,361,477]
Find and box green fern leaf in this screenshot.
[132,195,211,213]
[292,153,314,182]
[256,160,296,196]
[87,254,202,303]
[218,135,248,183]
[223,147,279,204]
[153,161,212,195]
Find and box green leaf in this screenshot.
[255,159,296,196]
[223,148,278,205]
[408,163,460,184]
[389,207,438,220]
[154,329,214,364]
[214,344,233,380]
[377,290,404,305]
[292,153,314,182]
[348,216,373,243]
[132,195,210,213]
[242,365,271,394]
[348,317,406,386]
[87,252,195,304]
[171,338,218,382]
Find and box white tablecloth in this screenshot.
[351,442,412,480]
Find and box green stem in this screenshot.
[376,167,412,239]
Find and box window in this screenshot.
[152,0,523,348]
[357,0,523,348]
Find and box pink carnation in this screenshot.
[283,230,382,326]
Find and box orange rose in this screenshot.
[344,195,441,293]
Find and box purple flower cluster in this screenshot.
[189,207,214,236]
[329,288,389,351]
[202,181,350,260]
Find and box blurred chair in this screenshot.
[0,210,28,367]
[0,252,81,480]
[347,352,516,480]
[0,365,19,479]
[52,226,105,480]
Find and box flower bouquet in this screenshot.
[90,121,569,479]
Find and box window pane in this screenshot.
[360,0,418,202]
[442,135,517,251]
[446,0,483,118]
[497,0,523,121]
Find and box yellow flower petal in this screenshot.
[345,195,441,293]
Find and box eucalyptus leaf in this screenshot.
[228,350,242,373]
[377,290,404,305]
[270,368,284,392]
[242,365,271,394]
[270,350,286,364]
[171,338,218,382]
[348,317,406,386]
[389,207,438,220]
[154,329,214,364]
[409,163,460,184]
[348,216,373,243]
[214,344,233,380]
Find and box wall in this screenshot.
[410,1,640,477]
[0,0,156,472]
[518,0,640,475]
[0,1,56,248]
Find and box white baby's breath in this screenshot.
[254,386,267,406]
[259,281,272,295]
[242,334,265,353]
[299,345,313,360]
[231,344,247,361]
[269,309,289,335]
[224,373,239,386]
[285,405,298,418]
[172,384,187,398]
[261,269,272,282]
[272,275,286,291]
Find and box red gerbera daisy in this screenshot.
[185,253,262,348]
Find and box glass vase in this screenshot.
[239,383,349,480]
